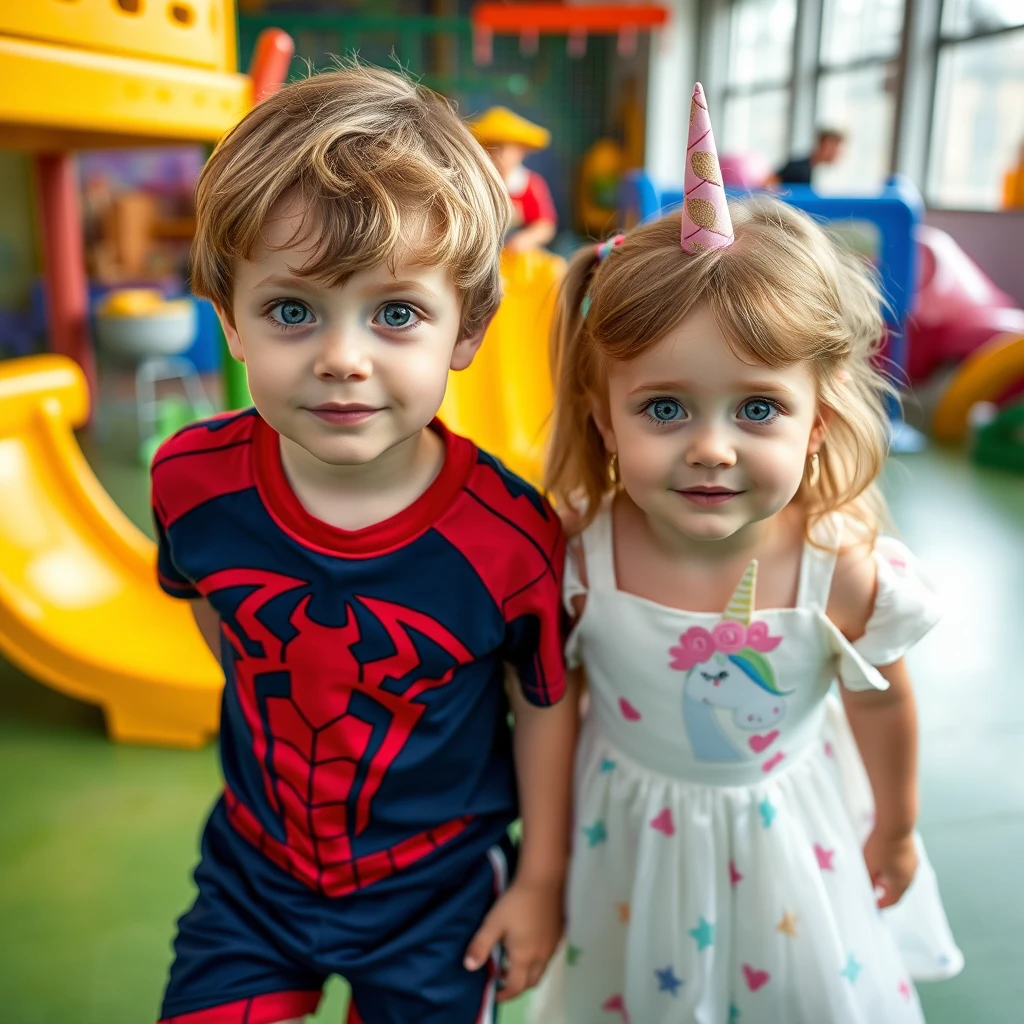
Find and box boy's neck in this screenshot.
[278,425,445,532]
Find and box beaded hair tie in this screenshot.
[581,233,625,318]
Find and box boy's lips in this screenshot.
[676,486,743,507]
[306,403,382,425]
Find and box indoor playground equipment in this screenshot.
[0,3,294,407]
[440,247,565,484]
[0,355,222,747]
[94,289,214,465]
[932,332,1024,443]
[0,2,292,746]
[907,225,1024,384]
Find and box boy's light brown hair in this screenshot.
[190,63,512,338]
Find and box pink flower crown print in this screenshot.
[668,561,782,674]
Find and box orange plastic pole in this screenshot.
[33,153,97,408]
[249,27,295,103]
[472,3,669,33]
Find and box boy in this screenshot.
[152,65,575,1024]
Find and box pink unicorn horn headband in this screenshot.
[681,83,734,255]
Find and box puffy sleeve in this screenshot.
[563,540,587,670]
[853,536,941,667]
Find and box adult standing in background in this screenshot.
[772,126,847,186]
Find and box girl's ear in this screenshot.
[590,393,617,455]
[808,404,834,454]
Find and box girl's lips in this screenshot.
[677,488,742,506]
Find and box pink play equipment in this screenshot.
[906,224,1024,383]
[718,151,772,191]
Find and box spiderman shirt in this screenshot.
[151,409,566,901]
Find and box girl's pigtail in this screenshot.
[545,236,624,528]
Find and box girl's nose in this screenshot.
[685,422,737,469]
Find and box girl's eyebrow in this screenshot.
[628,379,796,398]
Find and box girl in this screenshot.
[530,85,962,1023]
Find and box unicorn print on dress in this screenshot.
[670,561,789,762]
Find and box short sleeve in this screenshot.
[151,481,199,600]
[503,529,567,706]
[563,540,587,670]
[852,536,940,667]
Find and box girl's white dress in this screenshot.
[529,505,962,1024]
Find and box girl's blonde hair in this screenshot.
[545,198,896,541]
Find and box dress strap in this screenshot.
[795,512,843,611]
[578,499,618,591]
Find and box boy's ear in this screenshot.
[215,304,244,362]
[449,315,495,372]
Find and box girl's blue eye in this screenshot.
[740,399,778,423]
[647,398,685,423]
[375,303,419,329]
[272,300,313,326]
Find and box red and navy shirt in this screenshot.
[151,410,565,898]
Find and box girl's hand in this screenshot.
[463,878,563,1002]
[863,829,918,908]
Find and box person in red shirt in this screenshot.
[471,107,557,252]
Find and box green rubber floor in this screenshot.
[1,437,1021,1023]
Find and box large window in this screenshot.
[928,5,1024,208]
[720,0,797,169]
[708,0,1023,207]
[814,0,904,193]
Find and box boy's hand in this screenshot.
[463,878,563,1002]
[863,829,918,908]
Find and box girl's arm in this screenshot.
[840,662,920,907]
[464,667,580,1000]
[830,545,919,907]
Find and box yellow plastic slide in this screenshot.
[0,249,564,748]
[0,355,221,747]
[440,247,565,484]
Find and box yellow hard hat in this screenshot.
[469,107,551,150]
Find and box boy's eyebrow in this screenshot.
[249,273,441,302]
[252,272,316,291]
[629,379,796,397]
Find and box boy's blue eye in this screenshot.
[647,398,685,422]
[375,303,419,329]
[272,300,313,326]
[740,399,778,423]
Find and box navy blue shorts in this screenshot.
[159,800,516,1024]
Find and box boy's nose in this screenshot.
[314,331,372,381]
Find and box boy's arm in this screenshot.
[464,668,579,1002]
[190,598,221,664]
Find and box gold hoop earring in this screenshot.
[609,452,620,486]
[806,452,820,488]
